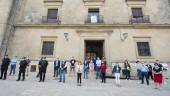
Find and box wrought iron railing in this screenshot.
[42,16,61,24]
[129,15,151,24]
[85,14,104,24]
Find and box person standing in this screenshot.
[36,58,43,78]
[59,60,67,83]
[54,58,60,78]
[162,63,168,79]
[83,60,89,79]
[76,61,83,86]
[100,62,107,83]
[39,57,48,82]
[89,60,95,79]
[92,57,97,71]
[96,57,101,79]
[16,57,28,81]
[69,57,76,76]
[141,62,149,85]
[0,55,10,80]
[153,60,163,89]
[9,56,17,75]
[146,64,153,80]
[26,57,31,76]
[112,63,121,86]
[124,60,131,80]
[136,61,142,80]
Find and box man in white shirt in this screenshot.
[9,56,17,75]
[141,62,149,85]
[96,57,101,79]
[136,61,142,80]
[162,63,168,79]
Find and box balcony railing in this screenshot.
[129,15,150,24]
[42,16,61,24]
[85,15,104,24]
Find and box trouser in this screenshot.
[26,66,29,76]
[36,68,40,78]
[77,73,82,84]
[96,66,101,79]
[141,72,149,85]
[70,66,75,76]
[9,65,16,75]
[39,69,46,81]
[125,70,131,80]
[137,69,142,80]
[148,72,153,80]
[84,69,88,79]
[17,70,26,81]
[101,73,106,83]
[0,68,8,79]
[59,70,66,82]
[55,68,60,78]
[115,73,120,85]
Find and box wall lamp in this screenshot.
[64,33,69,41]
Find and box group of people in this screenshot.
[136,60,168,89]
[53,57,108,85]
[0,55,30,81]
[0,55,168,89]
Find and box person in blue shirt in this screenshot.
[83,60,89,79]
[141,61,149,85]
[59,60,67,83]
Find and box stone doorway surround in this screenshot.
[76,28,113,65]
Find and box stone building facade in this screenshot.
[1,0,170,77]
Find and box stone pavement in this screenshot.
[0,73,169,96]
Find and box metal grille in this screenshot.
[137,42,151,56]
[41,41,54,55]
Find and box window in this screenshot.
[41,41,54,55]
[47,9,58,19]
[136,42,151,56]
[132,8,143,18]
[87,8,101,23]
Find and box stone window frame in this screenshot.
[128,5,146,18]
[133,37,154,59]
[40,36,57,57]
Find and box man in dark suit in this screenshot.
[54,58,60,78]
[39,57,48,82]
[0,55,10,80]
[16,57,28,81]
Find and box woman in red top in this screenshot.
[100,62,107,83]
[153,60,163,89]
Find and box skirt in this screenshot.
[154,74,163,84]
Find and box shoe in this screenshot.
[22,80,24,81]
[0,77,2,79]
[16,79,20,81]
[3,78,6,80]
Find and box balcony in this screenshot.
[129,15,150,24]
[42,16,61,24]
[85,15,104,24]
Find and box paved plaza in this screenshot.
[0,73,169,96]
